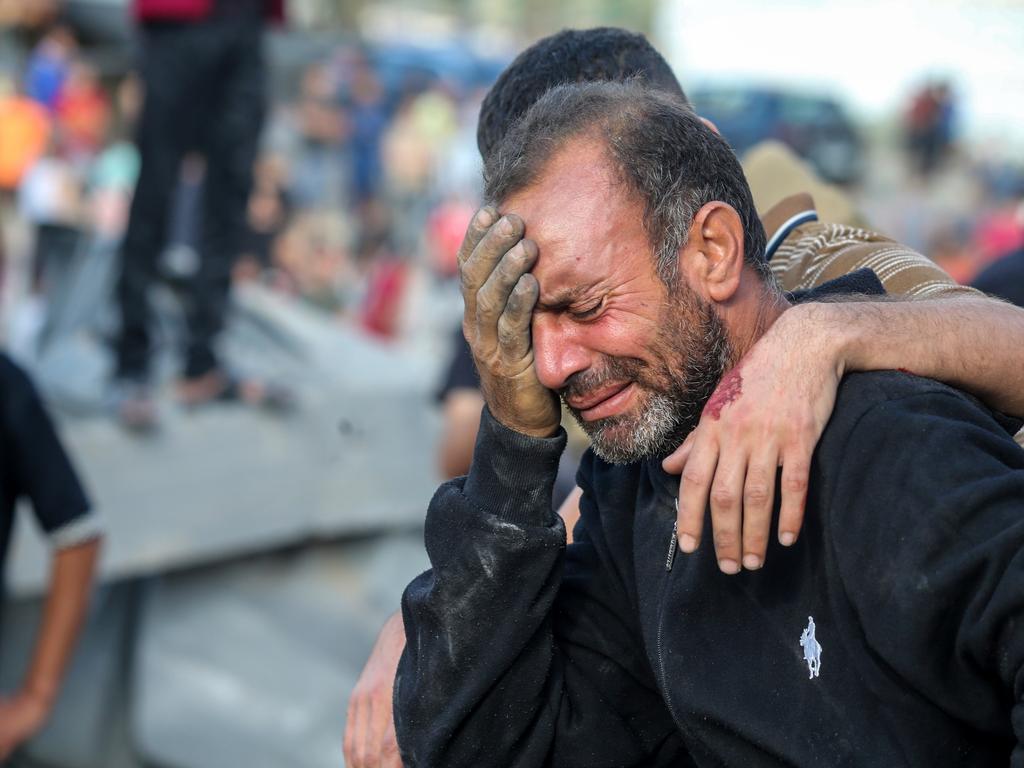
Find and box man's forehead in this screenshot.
[504,153,612,219]
[497,136,659,310]
[499,139,629,295]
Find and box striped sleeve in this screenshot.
[771,223,984,298]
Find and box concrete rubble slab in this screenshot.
[134,534,428,768]
[7,283,448,596]
[1,533,429,768]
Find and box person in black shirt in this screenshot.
[394,82,1024,767]
[0,354,102,760]
[346,30,1024,768]
[974,247,1024,308]
[435,325,483,480]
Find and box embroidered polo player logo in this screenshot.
[800,616,822,679]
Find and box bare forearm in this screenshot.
[811,295,1024,416]
[22,538,101,707]
[438,390,485,479]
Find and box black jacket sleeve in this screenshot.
[827,387,1024,763]
[395,407,686,767]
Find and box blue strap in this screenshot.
[764,210,818,262]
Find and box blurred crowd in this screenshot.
[251,46,485,335]
[1,14,1022,365]
[890,80,1024,289]
[0,24,137,317]
[0,15,494,362]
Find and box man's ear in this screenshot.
[678,202,745,304]
[699,116,721,135]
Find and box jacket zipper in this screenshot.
[665,499,679,571]
[658,503,682,728]
[658,494,714,757]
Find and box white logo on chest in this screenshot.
[799,616,822,679]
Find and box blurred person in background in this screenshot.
[425,199,475,279]
[0,75,50,354]
[0,353,102,762]
[13,127,84,355]
[234,152,291,282]
[973,244,1024,308]
[354,204,406,339]
[345,54,387,211]
[344,27,1024,768]
[381,91,438,255]
[286,61,348,210]
[973,203,1024,308]
[0,75,50,199]
[431,86,488,211]
[270,208,354,314]
[973,195,1024,272]
[113,0,283,431]
[0,2,60,31]
[53,60,110,164]
[904,79,957,178]
[22,25,75,114]
[86,74,142,249]
[926,221,977,286]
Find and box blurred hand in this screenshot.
[344,611,406,768]
[0,690,50,760]
[662,303,844,574]
[458,207,560,438]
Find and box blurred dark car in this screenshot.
[367,41,506,100]
[692,86,864,185]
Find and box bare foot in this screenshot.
[177,370,294,411]
[176,370,230,407]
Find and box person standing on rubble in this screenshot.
[113,0,285,430]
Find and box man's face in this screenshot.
[503,139,731,463]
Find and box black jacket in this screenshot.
[396,371,1024,767]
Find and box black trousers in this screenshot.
[115,17,265,381]
[33,223,80,290]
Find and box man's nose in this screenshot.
[532,314,590,391]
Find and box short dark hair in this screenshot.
[484,80,770,283]
[477,27,687,161]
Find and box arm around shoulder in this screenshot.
[792,294,1024,418]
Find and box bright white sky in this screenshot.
[654,0,1024,152]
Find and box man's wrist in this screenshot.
[785,301,858,380]
[479,386,561,439]
[463,406,566,526]
[492,415,560,440]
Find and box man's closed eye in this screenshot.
[570,300,603,320]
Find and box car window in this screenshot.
[694,89,759,118]
[779,96,843,125]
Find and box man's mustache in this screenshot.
[560,357,646,407]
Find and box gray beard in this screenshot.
[565,300,732,465]
[579,390,685,464]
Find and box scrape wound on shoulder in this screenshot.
[704,366,743,420]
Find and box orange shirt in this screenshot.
[0,96,51,190]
